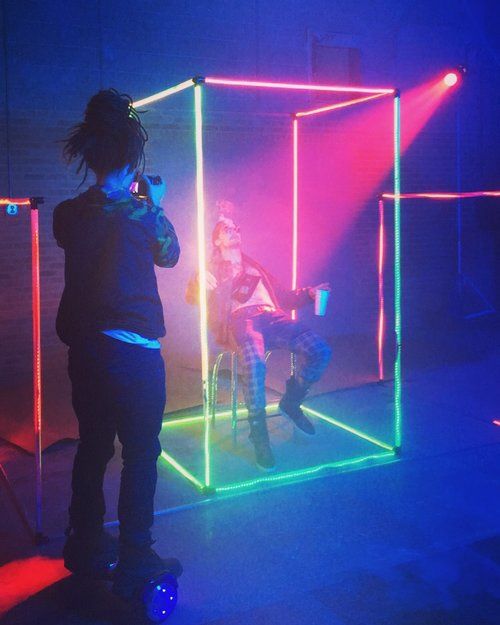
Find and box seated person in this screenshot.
[186,214,332,470]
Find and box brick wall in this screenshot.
[1,0,499,445]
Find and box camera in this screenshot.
[131,175,163,199]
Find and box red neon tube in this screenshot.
[3,197,44,538]
[0,197,32,205]
[30,202,43,536]
[382,191,500,200]
[205,76,394,95]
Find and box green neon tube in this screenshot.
[393,93,402,449]
[301,406,394,451]
[162,401,282,429]
[160,451,205,491]
[216,451,395,493]
[194,84,211,486]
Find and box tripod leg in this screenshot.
[0,463,35,542]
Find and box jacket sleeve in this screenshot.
[268,273,312,310]
[151,206,181,268]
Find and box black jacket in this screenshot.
[53,186,180,345]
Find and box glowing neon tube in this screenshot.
[162,401,281,429]
[205,76,394,95]
[133,78,195,108]
[30,204,43,535]
[0,197,32,205]
[393,93,402,450]
[194,84,212,487]
[382,191,500,200]
[301,406,394,451]
[291,118,298,322]
[160,451,206,491]
[296,92,390,118]
[377,199,385,381]
[215,451,395,494]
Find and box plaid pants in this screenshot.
[230,308,332,417]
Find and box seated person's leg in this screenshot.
[265,313,332,433]
[234,321,275,470]
[291,329,332,387]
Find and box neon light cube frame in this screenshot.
[134,77,401,494]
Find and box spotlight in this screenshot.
[443,72,459,87]
[443,65,467,88]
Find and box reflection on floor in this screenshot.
[1,322,500,624]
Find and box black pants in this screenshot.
[67,333,166,547]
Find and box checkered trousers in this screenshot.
[230,309,332,417]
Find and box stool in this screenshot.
[209,350,273,445]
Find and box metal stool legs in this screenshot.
[210,350,273,447]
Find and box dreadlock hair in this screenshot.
[63,88,148,182]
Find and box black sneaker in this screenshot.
[279,397,315,435]
[248,418,276,471]
[63,528,118,578]
[112,544,182,601]
[279,377,315,435]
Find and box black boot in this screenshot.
[113,542,183,601]
[279,376,315,435]
[248,413,275,471]
[63,527,118,578]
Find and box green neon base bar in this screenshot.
[160,444,396,495]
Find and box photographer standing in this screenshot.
[53,89,181,599]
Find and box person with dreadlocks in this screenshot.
[186,204,332,471]
[53,89,181,600]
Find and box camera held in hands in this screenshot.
[131,174,163,200]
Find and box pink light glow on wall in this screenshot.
[294,74,459,274]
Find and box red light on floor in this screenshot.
[493,420,500,426]
[0,557,69,616]
[443,72,459,87]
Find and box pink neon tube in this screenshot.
[292,118,298,322]
[296,92,390,118]
[383,191,500,200]
[30,203,43,535]
[377,200,385,381]
[205,76,394,95]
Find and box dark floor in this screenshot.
[1,320,500,624]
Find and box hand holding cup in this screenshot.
[308,283,331,316]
